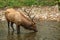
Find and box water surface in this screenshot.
[0,21,60,40]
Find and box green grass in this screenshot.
[0,0,58,8]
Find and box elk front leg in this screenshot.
[16,25,20,34]
[8,21,10,31]
[11,22,14,31]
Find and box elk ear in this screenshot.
[33,19,37,24]
[32,20,36,24]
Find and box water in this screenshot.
[0,21,60,40]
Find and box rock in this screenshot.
[0,5,59,21]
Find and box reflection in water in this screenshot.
[7,31,15,40]
[7,31,37,40]
[20,32,36,40]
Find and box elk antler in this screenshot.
[24,6,36,21]
[24,7,32,18]
[31,14,36,21]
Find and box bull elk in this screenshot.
[5,8,37,34]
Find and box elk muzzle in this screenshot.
[30,25,38,32]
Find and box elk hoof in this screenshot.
[17,32,20,34]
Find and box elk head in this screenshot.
[24,6,38,32]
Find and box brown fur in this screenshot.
[5,8,37,33]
